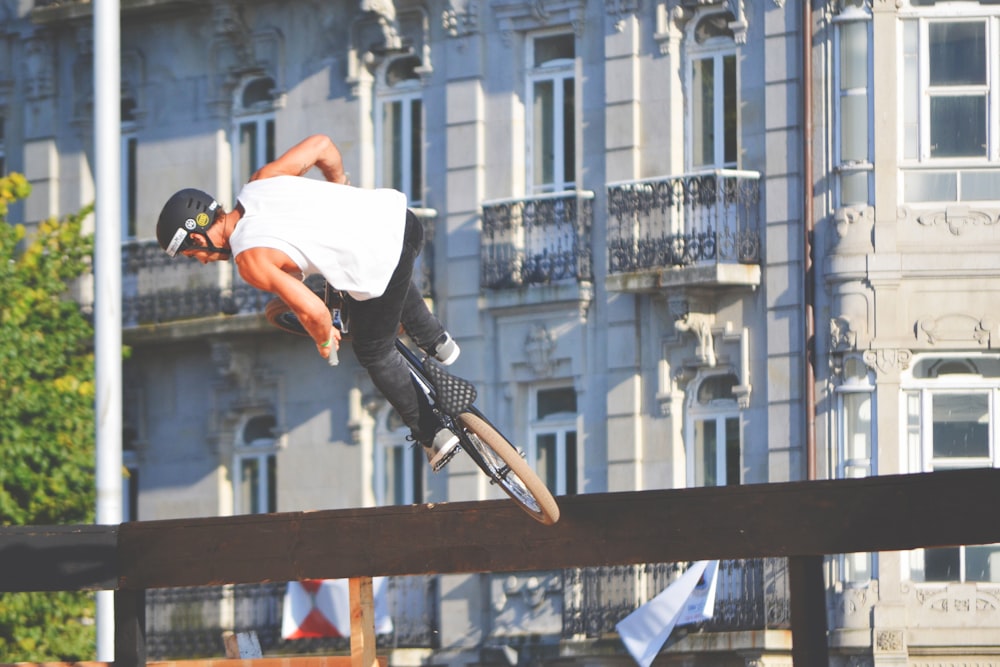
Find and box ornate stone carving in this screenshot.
[830,315,858,352]
[874,629,903,652]
[917,314,995,347]
[862,348,912,375]
[525,323,557,377]
[443,0,478,40]
[22,35,55,100]
[675,312,717,367]
[916,205,998,236]
[492,0,587,46]
[607,0,640,32]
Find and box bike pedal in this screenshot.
[432,445,461,472]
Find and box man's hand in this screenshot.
[317,327,342,365]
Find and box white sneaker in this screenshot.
[424,428,460,471]
[430,332,460,366]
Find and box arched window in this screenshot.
[686,372,741,487]
[376,56,424,205]
[232,76,278,189]
[687,12,738,170]
[234,413,278,515]
[903,353,1000,582]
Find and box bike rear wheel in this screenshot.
[264,297,310,337]
[457,412,560,525]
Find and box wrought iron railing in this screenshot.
[117,210,437,328]
[145,560,788,658]
[607,170,761,274]
[562,558,790,638]
[481,191,594,289]
[146,577,438,659]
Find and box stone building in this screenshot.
[2,0,999,664]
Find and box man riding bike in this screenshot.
[155,134,460,469]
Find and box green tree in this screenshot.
[0,173,97,660]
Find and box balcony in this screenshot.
[144,560,789,659]
[117,211,437,331]
[32,0,202,23]
[480,191,594,290]
[145,577,437,659]
[562,558,789,639]
[606,170,762,293]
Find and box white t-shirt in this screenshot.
[229,175,407,300]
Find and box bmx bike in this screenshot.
[264,280,560,525]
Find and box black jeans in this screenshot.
[347,210,445,443]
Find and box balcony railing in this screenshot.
[145,560,788,658]
[146,577,437,659]
[562,558,790,638]
[607,170,761,283]
[117,211,437,328]
[481,191,594,289]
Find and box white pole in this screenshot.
[93,0,122,661]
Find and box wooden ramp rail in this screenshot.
[4,469,1000,667]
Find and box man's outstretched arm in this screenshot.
[250,134,348,185]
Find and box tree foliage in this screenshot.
[0,173,97,660]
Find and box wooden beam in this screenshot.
[0,524,117,592]
[112,468,1000,590]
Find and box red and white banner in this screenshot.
[281,578,394,639]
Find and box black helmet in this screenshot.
[156,188,225,257]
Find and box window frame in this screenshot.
[902,353,1000,583]
[685,11,740,171]
[685,372,742,488]
[375,59,425,206]
[832,6,874,207]
[898,5,1000,204]
[233,414,278,515]
[528,385,578,496]
[525,30,577,195]
[232,112,275,191]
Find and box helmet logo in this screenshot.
[184,218,197,230]
[195,212,210,227]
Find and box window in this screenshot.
[833,6,873,206]
[527,33,575,194]
[834,356,876,583]
[900,8,1000,202]
[687,374,741,487]
[374,407,423,505]
[688,13,738,170]
[529,387,578,495]
[232,76,277,188]
[904,354,1000,582]
[234,414,278,515]
[377,57,424,206]
[121,98,138,240]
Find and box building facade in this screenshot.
[2,0,999,664]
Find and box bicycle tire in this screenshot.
[264,297,310,337]
[456,411,560,525]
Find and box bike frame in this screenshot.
[393,339,509,481]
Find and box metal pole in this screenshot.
[94,0,122,660]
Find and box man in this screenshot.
[155,134,460,470]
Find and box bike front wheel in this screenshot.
[457,412,560,525]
